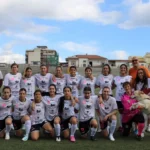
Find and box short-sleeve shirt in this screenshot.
[96,74,113,94]
[66,75,81,97]
[35,73,52,92]
[12,98,31,120]
[113,75,132,101]
[80,77,96,96]
[30,101,46,125]
[0,97,13,120]
[78,95,97,122]
[51,77,66,95]
[61,100,75,120]
[3,73,22,97]
[95,96,118,118]
[20,76,36,100]
[43,95,61,121]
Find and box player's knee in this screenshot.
[70,117,77,124]
[31,136,39,141]
[111,115,117,120]
[5,120,12,125]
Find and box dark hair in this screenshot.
[123,81,131,88]
[69,66,77,70]
[84,86,91,92]
[102,86,110,91]
[3,86,11,92]
[11,63,19,68]
[120,64,128,73]
[85,67,92,72]
[63,86,72,92]
[102,64,111,74]
[134,68,148,90]
[40,64,47,68]
[34,89,42,95]
[49,84,57,94]
[56,66,62,70]
[24,67,32,77]
[19,88,27,93]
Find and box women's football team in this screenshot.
[0,62,150,142]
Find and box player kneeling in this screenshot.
[58,86,78,142]
[43,84,62,142]
[0,87,13,140]
[78,87,98,141]
[12,88,31,141]
[96,87,118,141]
[30,90,53,141]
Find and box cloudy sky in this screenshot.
[0,0,150,63]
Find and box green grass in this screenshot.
[1,131,150,150]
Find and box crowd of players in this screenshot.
[0,56,150,142]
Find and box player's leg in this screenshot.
[109,115,117,141]
[90,119,98,141]
[69,116,78,142]
[30,125,40,141]
[21,115,31,141]
[54,116,61,142]
[5,117,12,140]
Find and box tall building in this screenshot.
[25,46,59,66]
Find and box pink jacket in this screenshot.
[121,92,140,123]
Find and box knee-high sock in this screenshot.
[6,125,11,133]
[90,127,97,136]
[70,124,77,136]
[138,123,145,136]
[54,124,61,137]
[143,113,148,132]
[25,120,31,136]
[110,120,117,135]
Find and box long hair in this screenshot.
[134,68,148,90]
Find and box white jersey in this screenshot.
[35,73,52,92]
[0,97,13,120]
[78,95,97,122]
[113,75,132,101]
[12,98,31,120]
[51,77,66,95]
[66,75,81,97]
[95,96,118,118]
[43,95,61,121]
[96,74,113,95]
[3,73,22,97]
[20,76,35,100]
[30,102,46,125]
[80,77,96,96]
[62,100,75,120]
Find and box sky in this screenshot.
[0,0,150,63]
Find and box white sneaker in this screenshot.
[97,128,102,132]
[5,133,10,140]
[56,136,61,142]
[147,126,150,132]
[141,132,144,138]
[22,135,29,141]
[109,134,115,141]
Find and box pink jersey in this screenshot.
[121,93,140,123]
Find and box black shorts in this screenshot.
[0,115,12,132]
[13,119,22,130]
[117,101,123,109]
[61,117,73,131]
[79,118,93,135]
[42,92,50,96]
[31,121,48,132]
[100,118,111,130]
[122,113,144,136]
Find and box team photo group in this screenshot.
[0,56,150,143]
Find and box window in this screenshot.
[83,60,86,63]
